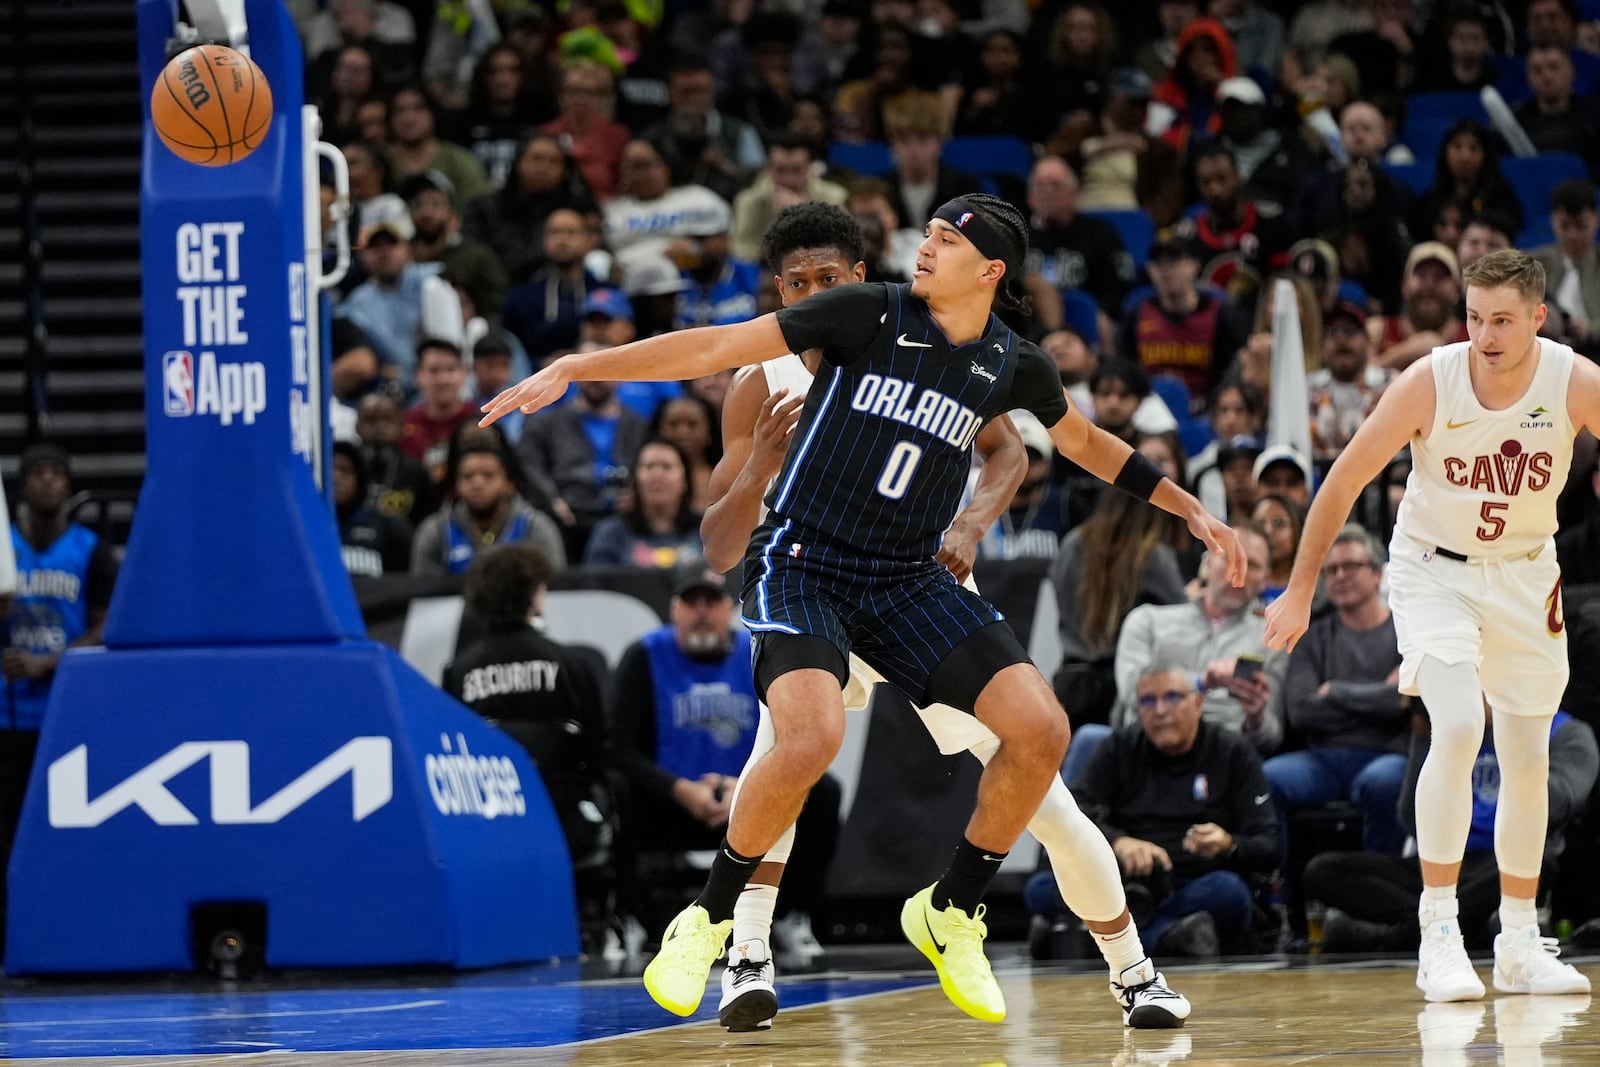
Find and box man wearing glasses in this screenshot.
[1070,663,1280,959]
[1263,524,1411,861]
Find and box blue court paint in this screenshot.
[0,970,930,1058]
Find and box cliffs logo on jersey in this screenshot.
[1522,404,1555,429]
[849,373,983,449]
[1442,439,1555,495]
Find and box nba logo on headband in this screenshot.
[957,212,973,226]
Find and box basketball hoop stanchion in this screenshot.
[5,0,577,974]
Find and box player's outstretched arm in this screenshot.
[1263,359,1437,653]
[937,414,1027,583]
[1046,401,1248,588]
[480,316,791,427]
[700,369,804,572]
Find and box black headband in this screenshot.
[932,198,1018,282]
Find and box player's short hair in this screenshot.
[1331,522,1385,568]
[464,543,554,629]
[1462,248,1546,305]
[761,202,865,274]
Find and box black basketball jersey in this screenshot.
[769,282,1069,559]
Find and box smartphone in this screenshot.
[1234,653,1264,682]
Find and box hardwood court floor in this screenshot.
[6,956,1597,1067]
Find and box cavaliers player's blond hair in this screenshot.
[1462,248,1547,305]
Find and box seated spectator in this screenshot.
[315,44,378,145]
[420,0,505,112]
[831,23,921,144]
[644,55,766,205]
[846,178,919,283]
[336,199,464,389]
[1265,524,1408,858]
[1042,325,1098,410]
[500,208,604,366]
[1317,157,1411,313]
[1253,445,1313,507]
[468,332,521,442]
[1114,522,1284,754]
[1533,179,1600,356]
[1209,77,1311,210]
[1512,45,1600,175]
[1370,242,1469,372]
[583,438,704,568]
[1038,3,1116,129]
[651,396,720,514]
[1051,469,1189,727]
[1056,359,1147,529]
[303,0,415,99]
[403,171,508,325]
[328,316,382,403]
[954,29,1052,142]
[1025,156,1135,323]
[609,562,841,950]
[603,138,735,276]
[1250,493,1302,606]
[1337,99,1414,167]
[1556,458,1600,586]
[539,59,630,203]
[966,413,1068,562]
[450,44,549,187]
[444,544,614,884]
[332,440,412,577]
[1414,6,1496,93]
[1151,17,1238,151]
[1310,301,1393,465]
[400,339,477,486]
[385,85,490,205]
[881,92,982,231]
[1043,663,1279,958]
[1062,66,1186,228]
[1120,236,1249,407]
[1139,431,1206,580]
[574,299,685,420]
[1172,141,1293,286]
[461,135,599,287]
[729,134,848,265]
[622,252,690,339]
[1189,379,1266,519]
[1305,707,1599,952]
[356,392,434,529]
[1457,210,1517,272]
[411,441,566,575]
[1410,120,1524,251]
[3,443,118,851]
[671,215,762,330]
[1496,0,1600,105]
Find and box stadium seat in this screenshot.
[1085,208,1155,269]
[1148,374,1214,458]
[1382,160,1433,196]
[1504,152,1588,247]
[828,140,894,177]
[1399,91,1488,164]
[1060,287,1100,347]
[942,135,1035,180]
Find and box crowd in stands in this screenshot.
[10,0,1600,959]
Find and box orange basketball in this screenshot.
[150,44,272,167]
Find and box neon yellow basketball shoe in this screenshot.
[642,904,734,1017]
[901,883,1006,1022]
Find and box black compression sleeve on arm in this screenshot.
[1114,450,1167,501]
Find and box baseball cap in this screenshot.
[1326,299,1367,329]
[1404,241,1460,281]
[18,441,70,480]
[672,560,731,599]
[1010,410,1054,459]
[585,287,635,321]
[623,252,690,297]
[1253,444,1313,486]
[1149,232,1201,261]
[398,169,458,209]
[1217,77,1265,107]
[1216,434,1264,467]
[1107,67,1153,101]
[358,194,415,244]
[682,200,733,238]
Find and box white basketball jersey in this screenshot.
[760,352,814,398]
[1394,338,1575,557]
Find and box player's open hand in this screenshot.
[750,388,805,482]
[1187,509,1247,587]
[479,362,572,427]
[1263,588,1313,653]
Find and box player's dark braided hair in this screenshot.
[962,192,1033,316]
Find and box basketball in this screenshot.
[150,44,272,167]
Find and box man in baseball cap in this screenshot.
[1373,240,1467,372]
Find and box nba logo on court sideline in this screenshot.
[163,350,194,416]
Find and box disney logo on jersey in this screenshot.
[850,373,983,450]
[969,361,997,382]
[1443,438,1555,495]
[1522,404,1555,429]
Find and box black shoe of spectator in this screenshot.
[1320,908,1394,954]
[1028,915,1093,961]
[1570,917,1600,950]
[1154,912,1220,959]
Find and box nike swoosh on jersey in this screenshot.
[1445,418,1477,429]
[1255,793,1270,804]
[897,333,934,348]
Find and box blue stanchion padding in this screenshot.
[7,641,578,973]
[5,0,579,974]
[115,0,361,647]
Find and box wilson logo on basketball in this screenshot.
[1442,439,1555,494]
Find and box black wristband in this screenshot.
[1113,450,1167,501]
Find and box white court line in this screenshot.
[0,999,446,1030]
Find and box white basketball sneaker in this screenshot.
[719,938,778,1032]
[1110,959,1192,1028]
[1417,921,1486,1002]
[1493,926,1593,995]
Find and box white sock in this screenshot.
[1094,918,1150,978]
[732,884,778,953]
[1500,897,1538,935]
[1420,885,1459,933]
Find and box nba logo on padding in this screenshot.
[163,350,194,416]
